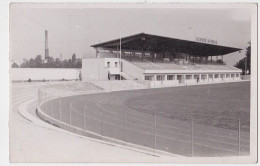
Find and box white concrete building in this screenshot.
[82,33,242,87]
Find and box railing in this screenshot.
[37,81,250,157]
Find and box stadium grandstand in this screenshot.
[82,33,242,87]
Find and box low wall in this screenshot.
[10,68,81,81]
[241,75,251,80]
[36,100,175,157]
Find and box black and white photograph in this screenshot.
[8,2,257,163]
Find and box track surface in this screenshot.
[11,82,177,162]
[42,81,250,157]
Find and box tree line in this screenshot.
[12,54,82,68]
[234,41,251,75]
[12,42,251,74]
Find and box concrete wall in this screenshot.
[151,80,179,87]
[104,58,120,75]
[82,58,107,81]
[11,68,80,81]
[82,58,121,81]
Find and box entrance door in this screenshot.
[177,75,184,84]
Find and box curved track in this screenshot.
[41,81,250,157]
[10,82,174,162]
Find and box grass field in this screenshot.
[41,81,250,157]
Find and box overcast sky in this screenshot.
[10,3,252,65]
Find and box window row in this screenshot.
[107,62,118,68]
[144,73,240,81]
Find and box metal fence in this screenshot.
[37,81,250,157]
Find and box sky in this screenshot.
[10,3,252,66]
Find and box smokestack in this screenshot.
[45,30,49,59]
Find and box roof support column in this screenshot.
[170,52,174,62]
[95,48,99,58]
[129,51,132,61]
[117,45,119,58]
[162,52,164,62]
[142,50,144,62]
[152,52,155,62]
[122,50,125,59]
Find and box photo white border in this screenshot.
[3,0,259,165]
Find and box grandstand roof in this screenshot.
[91,33,242,56]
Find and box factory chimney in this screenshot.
[45,30,49,59]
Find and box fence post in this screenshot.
[101,109,103,136]
[38,90,40,106]
[44,91,46,113]
[83,102,86,130]
[124,109,127,144]
[191,115,193,157]
[238,119,240,156]
[154,111,157,150]
[51,99,53,117]
[59,98,61,121]
[70,103,72,126]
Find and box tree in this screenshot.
[76,59,82,68]
[235,58,246,75]
[55,58,62,68]
[35,55,43,67]
[235,41,251,75]
[68,59,72,68]
[19,54,82,68]
[20,58,29,68]
[72,53,77,67]
[246,41,251,74]
[28,58,37,68]
[11,62,19,68]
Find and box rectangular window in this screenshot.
[177,75,182,80]
[194,75,199,79]
[201,75,206,80]
[186,75,192,80]
[156,75,165,81]
[145,76,153,81]
[226,74,230,78]
[220,74,224,78]
[167,75,175,80]
[209,74,213,78]
[214,74,219,78]
[115,62,118,68]
[231,74,234,78]
[236,74,239,77]
[107,62,110,68]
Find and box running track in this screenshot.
[41,81,250,157]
